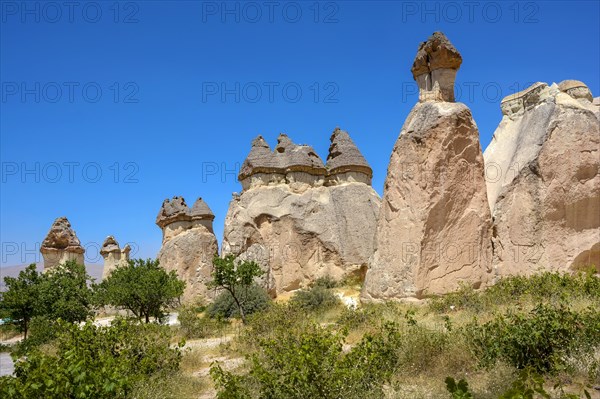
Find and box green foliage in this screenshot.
[206,284,270,320]
[0,261,93,340]
[212,321,402,399]
[178,303,228,339]
[0,319,182,398]
[37,260,94,323]
[289,284,339,311]
[95,258,185,323]
[209,255,264,323]
[0,264,41,339]
[312,275,338,289]
[445,377,473,399]
[430,272,600,313]
[466,304,600,373]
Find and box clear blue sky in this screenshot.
[1,1,599,267]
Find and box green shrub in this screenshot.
[178,304,227,339]
[312,275,338,289]
[289,284,339,311]
[207,284,271,319]
[12,316,59,356]
[466,304,600,373]
[211,321,402,399]
[0,318,183,398]
[430,271,600,313]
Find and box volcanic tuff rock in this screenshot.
[156,197,218,302]
[362,32,492,301]
[223,128,380,295]
[411,31,462,103]
[100,236,131,279]
[484,81,600,275]
[40,217,85,270]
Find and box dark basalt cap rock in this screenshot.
[274,134,326,175]
[238,134,327,181]
[326,127,373,177]
[238,135,278,180]
[40,217,85,254]
[156,196,190,228]
[190,197,215,221]
[411,31,462,79]
[100,236,121,256]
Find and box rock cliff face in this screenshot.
[223,129,380,295]
[100,236,131,279]
[156,197,219,302]
[484,81,600,275]
[362,32,493,301]
[40,217,85,270]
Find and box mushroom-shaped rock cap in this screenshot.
[100,236,121,256]
[41,217,84,253]
[558,80,593,102]
[326,127,373,177]
[411,31,462,79]
[156,196,190,228]
[238,135,278,180]
[190,197,215,221]
[274,134,326,175]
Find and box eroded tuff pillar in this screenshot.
[40,217,85,270]
[100,236,131,279]
[362,32,492,301]
[411,31,462,102]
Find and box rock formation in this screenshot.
[223,130,380,296]
[411,31,462,103]
[100,236,131,279]
[156,196,219,302]
[40,217,85,270]
[362,32,492,301]
[484,80,600,275]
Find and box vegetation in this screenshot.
[206,283,271,320]
[0,261,92,339]
[0,319,183,398]
[1,262,598,398]
[95,258,185,323]
[208,255,264,324]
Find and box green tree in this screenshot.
[37,260,94,323]
[96,258,185,323]
[208,255,264,324]
[0,264,41,339]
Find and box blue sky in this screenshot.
[1,0,599,267]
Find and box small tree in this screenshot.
[208,254,264,324]
[0,264,41,339]
[96,259,185,323]
[37,260,94,323]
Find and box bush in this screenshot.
[0,318,183,398]
[178,304,227,339]
[289,284,339,311]
[312,275,338,289]
[430,272,600,313]
[466,304,600,373]
[207,284,270,319]
[211,321,402,399]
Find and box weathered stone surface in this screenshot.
[100,236,130,279]
[326,127,373,185]
[40,217,85,270]
[484,82,600,275]
[362,101,493,300]
[224,131,380,296]
[156,197,219,302]
[239,134,327,191]
[411,31,462,102]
